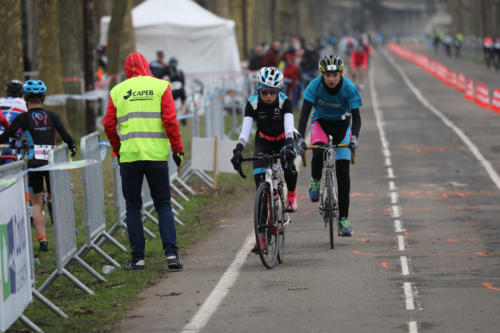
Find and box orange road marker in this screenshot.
[381,261,395,270]
[303,210,310,215]
[483,283,500,291]
[476,251,500,257]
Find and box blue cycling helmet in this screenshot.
[258,66,284,90]
[22,80,47,96]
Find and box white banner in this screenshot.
[191,137,237,174]
[0,177,32,331]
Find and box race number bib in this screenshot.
[171,81,183,90]
[34,145,53,160]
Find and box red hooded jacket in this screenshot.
[102,52,183,156]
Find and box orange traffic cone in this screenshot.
[491,88,500,113]
[464,78,474,101]
[446,70,457,88]
[457,73,466,92]
[474,82,490,108]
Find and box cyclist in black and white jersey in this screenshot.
[231,67,298,214]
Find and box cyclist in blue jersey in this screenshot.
[297,55,362,236]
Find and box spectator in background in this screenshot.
[150,50,168,79]
[96,44,108,82]
[262,40,281,67]
[350,44,368,90]
[493,37,500,70]
[165,57,188,125]
[283,53,300,110]
[443,33,452,57]
[248,44,264,71]
[483,36,494,67]
[454,33,463,57]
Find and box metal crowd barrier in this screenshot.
[0,162,68,321]
[0,162,47,332]
[77,132,127,266]
[104,157,156,239]
[39,144,106,295]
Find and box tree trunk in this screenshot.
[59,0,86,136]
[0,0,24,90]
[107,0,130,89]
[36,0,71,131]
[83,0,97,134]
[119,0,136,63]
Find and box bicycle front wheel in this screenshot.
[277,185,286,264]
[254,182,279,269]
[325,169,335,249]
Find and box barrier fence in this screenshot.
[1,72,250,331]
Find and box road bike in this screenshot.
[304,142,354,249]
[236,153,291,269]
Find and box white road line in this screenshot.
[390,191,399,204]
[387,167,395,178]
[384,49,500,191]
[389,181,397,191]
[400,256,410,276]
[181,233,254,333]
[408,321,418,333]
[403,282,415,310]
[391,205,401,218]
[371,59,419,333]
[394,219,405,232]
[398,235,406,251]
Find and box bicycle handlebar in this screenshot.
[236,153,285,179]
[301,143,355,166]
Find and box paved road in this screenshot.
[116,49,500,333]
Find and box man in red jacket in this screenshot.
[103,52,184,271]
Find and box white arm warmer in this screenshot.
[237,116,253,146]
[284,113,295,139]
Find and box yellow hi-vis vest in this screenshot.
[110,76,172,163]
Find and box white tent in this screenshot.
[100,0,241,75]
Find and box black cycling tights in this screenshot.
[254,166,297,192]
[311,150,350,218]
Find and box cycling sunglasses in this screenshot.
[260,88,278,96]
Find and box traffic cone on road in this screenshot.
[446,70,457,88]
[491,88,500,113]
[464,78,474,101]
[474,82,490,108]
[457,73,466,92]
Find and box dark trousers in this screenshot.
[120,160,178,261]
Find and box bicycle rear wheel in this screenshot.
[325,169,335,249]
[254,182,279,269]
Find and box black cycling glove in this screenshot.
[172,151,184,167]
[280,138,297,163]
[231,143,244,171]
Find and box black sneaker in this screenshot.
[38,241,48,252]
[166,255,183,270]
[123,259,145,271]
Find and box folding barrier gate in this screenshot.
[38,144,106,295]
[77,132,127,267]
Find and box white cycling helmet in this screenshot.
[258,66,284,89]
